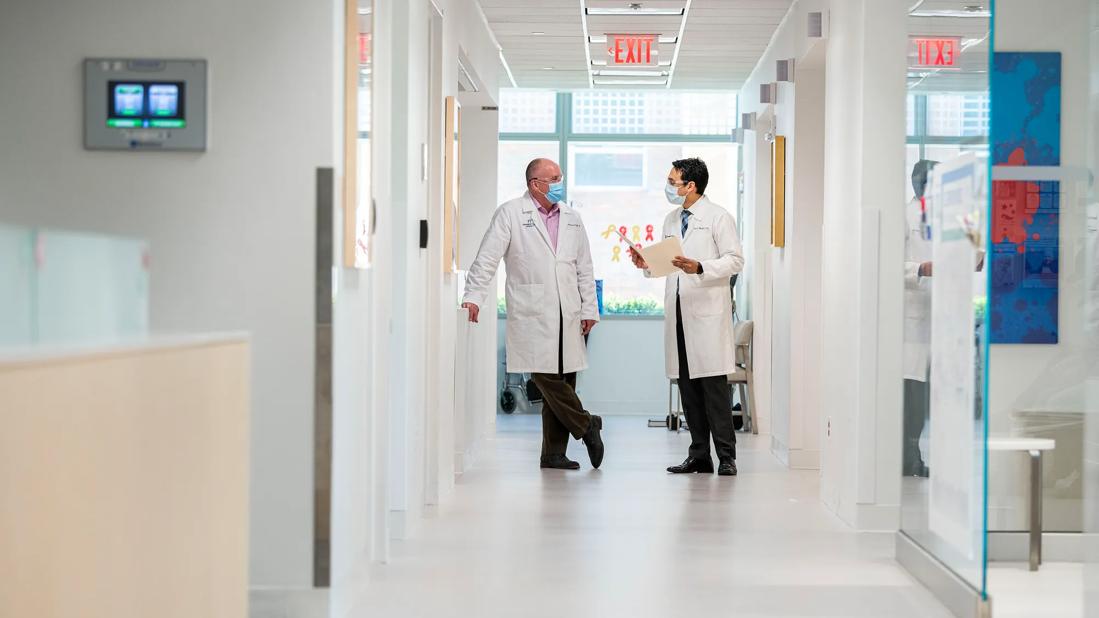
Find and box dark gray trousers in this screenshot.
[676,297,736,462]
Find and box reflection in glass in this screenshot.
[899,2,991,597]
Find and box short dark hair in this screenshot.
[672,157,709,195]
[911,159,939,199]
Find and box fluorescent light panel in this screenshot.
[593,77,668,85]
[586,7,684,15]
[589,35,677,44]
[595,69,668,77]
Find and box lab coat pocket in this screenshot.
[688,286,724,318]
[512,283,545,319]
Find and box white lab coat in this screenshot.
[462,192,599,374]
[648,197,745,379]
[903,197,932,382]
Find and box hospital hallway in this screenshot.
[341,415,951,618]
[7,0,1099,617]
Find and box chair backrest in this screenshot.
[733,320,754,369]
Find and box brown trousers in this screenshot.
[530,313,592,457]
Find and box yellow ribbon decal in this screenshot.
[611,245,621,262]
[601,224,616,239]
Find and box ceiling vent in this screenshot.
[777,59,794,82]
[760,82,777,105]
[808,12,824,38]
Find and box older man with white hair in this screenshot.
[461,158,605,470]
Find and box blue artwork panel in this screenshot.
[991,52,1061,166]
[990,51,1061,344]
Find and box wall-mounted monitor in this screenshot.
[84,59,207,151]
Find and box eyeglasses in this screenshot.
[667,180,688,187]
[531,175,563,184]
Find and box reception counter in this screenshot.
[0,333,250,618]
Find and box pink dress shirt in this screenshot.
[537,202,561,251]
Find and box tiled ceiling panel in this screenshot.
[479,0,794,90]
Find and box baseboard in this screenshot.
[583,400,666,415]
[988,531,1084,563]
[855,503,900,531]
[249,587,329,618]
[895,531,992,618]
[770,436,790,466]
[788,448,820,470]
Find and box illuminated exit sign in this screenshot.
[607,34,658,66]
[910,36,961,68]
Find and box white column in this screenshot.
[819,0,907,529]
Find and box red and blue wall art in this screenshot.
[991,51,1061,344]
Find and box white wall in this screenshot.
[576,319,668,415]
[455,96,500,471]
[737,0,827,468]
[818,0,907,530]
[0,0,334,587]
[987,0,1090,531]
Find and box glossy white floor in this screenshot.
[342,414,953,618]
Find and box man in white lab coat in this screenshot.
[630,158,745,476]
[902,159,936,477]
[461,158,605,470]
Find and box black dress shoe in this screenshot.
[718,459,738,476]
[582,414,604,469]
[540,454,580,470]
[667,456,714,474]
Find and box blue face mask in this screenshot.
[543,181,565,204]
[665,182,686,205]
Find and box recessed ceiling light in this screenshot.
[357,7,371,15]
[586,7,684,16]
[542,67,554,70]
[531,31,546,35]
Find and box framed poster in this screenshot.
[443,96,462,274]
[342,0,373,268]
[771,135,786,248]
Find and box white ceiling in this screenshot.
[478,0,794,90]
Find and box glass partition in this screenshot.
[0,224,148,345]
[899,1,992,598]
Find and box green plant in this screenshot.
[602,296,663,316]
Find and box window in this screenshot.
[569,142,738,316]
[497,141,558,202]
[570,91,737,135]
[926,93,990,137]
[571,147,646,189]
[498,90,739,317]
[498,90,556,133]
[906,92,990,196]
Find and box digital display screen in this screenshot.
[107,81,186,129]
